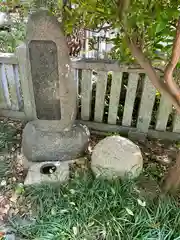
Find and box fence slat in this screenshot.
[13,64,23,109]
[73,68,79,95]
[94,71,107,122]
[0,64,7,109]
[81,70,92,120]
[155,94,172,131]
[137,75,156,132]
[108,72,122,124]
[122,73,139,126]
[16,44,37,120]
[173,113,180,133]
[1,64,11,109]
[4,64,19,110]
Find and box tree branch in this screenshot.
[127,37,180,114]
[117,0,130,22]
[164,18,180,105]
[84,25,112,33]
[116,0,180,114]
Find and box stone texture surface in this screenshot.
[22,121,90,162]
[29,40,60,120]
[91,136,143,179]
[24,161,69,185]
[26,9,77,130]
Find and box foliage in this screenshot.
[13,174,180,240]
[0,0,26,52]
[0,21,25,52]
[1,0,180,62]
[60,0,180,63]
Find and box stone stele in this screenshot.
[26,9,77,131]
[22,9,90,164]
[91,136,143,179]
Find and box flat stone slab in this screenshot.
[24,161,69,185]
[22,121,90,162]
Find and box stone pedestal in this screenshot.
[22,121,90,162]
[24,161,69,185]
[22,121,90,185]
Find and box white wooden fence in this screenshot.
[0,50,180,141]
[82,29,114,59]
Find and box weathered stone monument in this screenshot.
[91,136,143,179]
[21,9,90,185]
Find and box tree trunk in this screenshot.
[162,150,180,194]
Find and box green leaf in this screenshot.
[155,22,166,34]
[96,8,104,13]
[15,183,25,195]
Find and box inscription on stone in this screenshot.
[29,40,61,120]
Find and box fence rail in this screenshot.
[0,50,179,141]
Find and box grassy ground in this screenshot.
[0,119,180,239]
[12,173,180,240]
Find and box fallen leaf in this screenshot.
[10,193,18,203]
[12,177,16,182]
[69,189,75,194]
[88,221,94,227]
[51,208,56,216]
[125,207,134,216]
[137,199,146,207]
[149,222,160,228]
[60,209,68,214]
[0,180,6,187]
[73,226,78,235]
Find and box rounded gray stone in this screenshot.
[22,121,90,162]
[91,136,143,179]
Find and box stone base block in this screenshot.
[22,120,90,162]
[24,161,69,185]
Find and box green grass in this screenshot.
[12,172,180,240]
